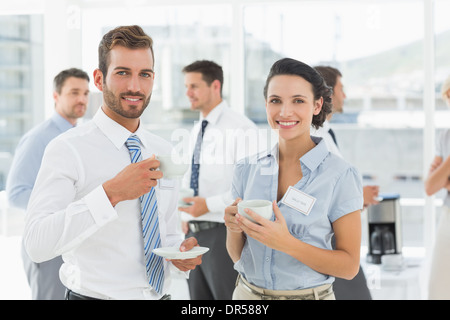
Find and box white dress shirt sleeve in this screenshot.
[203,121,257,213]
[205,190,234,214]
[23,138,118,263]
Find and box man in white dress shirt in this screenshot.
[23,25,202,300]
[179,60,257,299]
[311,67,345,157]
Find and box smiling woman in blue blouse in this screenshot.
[224,58,364,300]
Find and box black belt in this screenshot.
[65,289,100,300]
[188,221,222,233]
[65,289,171,300]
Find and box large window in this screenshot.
[435,0,450,103]
[244,1,427,247]
[244,2,426,120]
[0,15,43,190]
[429,0,450,241]
[81,4,232,133]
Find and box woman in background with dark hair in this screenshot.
[225,58,364,300]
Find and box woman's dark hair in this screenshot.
[263,58,332,129]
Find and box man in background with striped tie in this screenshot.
[23,25,202,300]
[179,60,257,300]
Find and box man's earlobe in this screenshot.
[93,69,104,91]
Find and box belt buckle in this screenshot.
[189,221,218,233]
[239,276,273,300]
[188,222,199,233]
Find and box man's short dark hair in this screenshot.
[314,66,342,91]
[98,25,154,78]
[53,68,90,94]
[182,60,224,97]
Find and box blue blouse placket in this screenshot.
[261,153,277,289]
[263,155,312,289]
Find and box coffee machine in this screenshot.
[366,193,402,264]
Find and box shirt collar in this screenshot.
[257,142,279,161]
[93,107,149,150]
[52,111,75,132]
[256,136,329,173]
[301,136,329,172]
[200,100,228,126]
[321,119,331,131]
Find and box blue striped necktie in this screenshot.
[125,135,164,295]
[190,120,208,196]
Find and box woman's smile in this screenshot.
[276,120,299,129]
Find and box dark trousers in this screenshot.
[331,234,371,300]
[333,266,372,300]
[21,242,65,300]
[65,289,171,300]
[187,223,238,300]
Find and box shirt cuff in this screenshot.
[205,193,228,214]
[84,185,118,227]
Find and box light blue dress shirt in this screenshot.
[231,136,363,290]
[6,112,74,209]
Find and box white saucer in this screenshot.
[152,246,209,259]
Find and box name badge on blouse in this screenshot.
[281,186,316,216]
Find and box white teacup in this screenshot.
[178,187,194,206]
[158,154,189,179]
[237,199,273,223]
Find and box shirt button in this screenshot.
[265,257,270,262]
